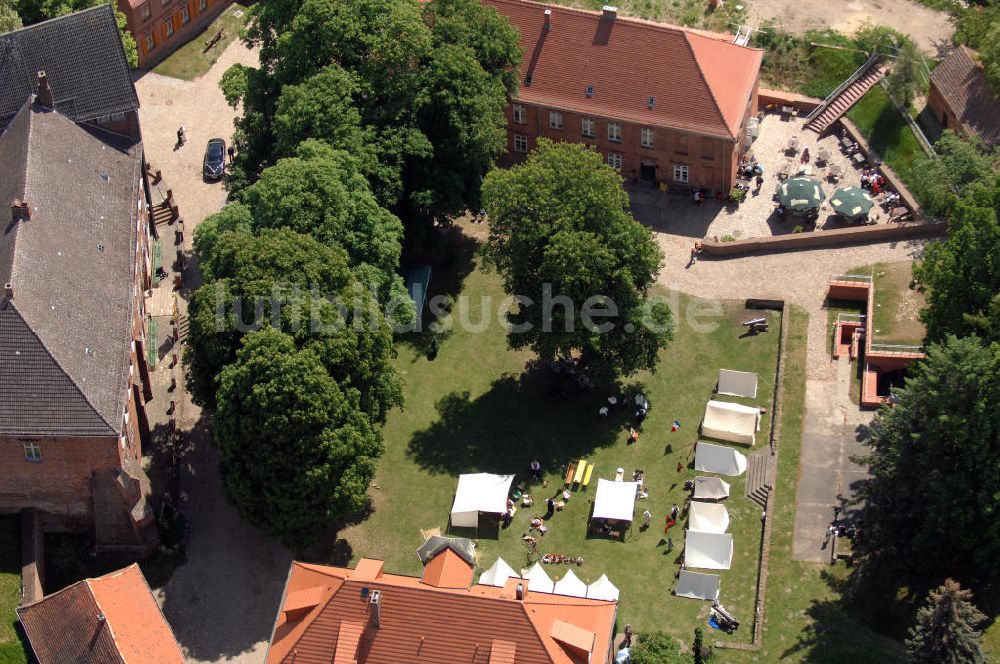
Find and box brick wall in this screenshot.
[120,0,234,68]
[505,101,741,193]
[927,83,958,135]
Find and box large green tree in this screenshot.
[629,631,683,664]
[906,579,987,664]
[481,140,673,379]
[215,328,383,549]
[185,228,403,420]
[855,336,1000,586]
[0,3,23,31]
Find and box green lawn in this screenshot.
[336,251,781,647]
[151,6,247,81]
[846,86,924,184]
[0,516,27,664]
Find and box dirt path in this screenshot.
[747,0,953,55]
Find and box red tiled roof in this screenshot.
[930,45,1000,146]
[266,560,618,664]
[17,564,185,664]
[483,0,762,139]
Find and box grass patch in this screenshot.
[151,6,247,81]
[869,262,926,346]
[552,0,745,32]
[0,516,27,664]
[846,85,924,184]
[335,230,781,646]
[720,307,908,663]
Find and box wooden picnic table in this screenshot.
[564,462,577,485]
[817,149,830,163]
[839,136,854,149]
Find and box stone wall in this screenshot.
[703,220,947,257]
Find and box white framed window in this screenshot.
[181,6,190,23]
[23,441,41,462]
[140,2,150,19]
[581,117,595,138]
[512,104,526,124]
[673,164,689,183]
[608,153,622,171]
[549,111,563,130]
[641,128,654,148]
[199,0,206,10]
[608,122,622,143]
[165,19,174,37]
[513,134,528,153]
[145,33,155,51]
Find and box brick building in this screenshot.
[928,45,1000,148]
[118,0,234,68]
[484,0,763,195]
[0,6,159,557]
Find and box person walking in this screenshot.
[176,126,186,147]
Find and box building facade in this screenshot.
[118,0,234,68]
[485,0,763,195]
[0,6,158,557]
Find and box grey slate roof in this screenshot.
[416,536,477,566]
[0,5,139,130]
[0,100,142,436]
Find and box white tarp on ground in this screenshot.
[685,531,734,570]
[587,574,620,601]
[592,479,639,522]
[478,557,517,587]
[688,502,730,534]
[718,369,758,398]
[554,569,588,597]
[695,443,748,476]
[692,476,731,500]
[521,562,554,593]
[702,400,761,445]
[676,570,721,601]
[450,473,515,528]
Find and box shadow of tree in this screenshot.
[407,366,641,479]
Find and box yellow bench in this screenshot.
[573,459,587,484]
[582,463,595,487]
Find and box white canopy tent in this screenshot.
[695,443,748,476]
[692,476,731,500]
[521,562,554,593]
[586,574,620,601]
[675,570,721,601]
[718,369,758,398]
[478,557,517,587]
[450,473,515,528]
[553,569,588,597]
[701,400,761,445]
[688,502,730,534]
[685,531,734,570]
[592,479,639,521]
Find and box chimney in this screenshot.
[4,283,12,300]
[602,5,617,19]
[370,590,381,629]
[543,8,551,30]
[11,199,30,222]
[36,71,53,109]
[516,583,524,601]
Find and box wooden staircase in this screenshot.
[804,54,886,134]
[745,451,772,508]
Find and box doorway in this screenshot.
[640,162,657,182]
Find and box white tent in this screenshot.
[688,501,730,534]
[521,562,554,593]
[478,557,517,587]
[718,369,758,398]
[676,570,721,601]
[586,574,620,601]
[450,473,515,528]
[701,400,761,445]
[685,530,734,570]
[553,569,588,597]
[692,476,731,501]
[592,479,639,521]
[695,442,748,476]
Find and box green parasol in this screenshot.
[829,186,875,219]
[778,176,826,213]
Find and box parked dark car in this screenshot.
[203,138,226,180]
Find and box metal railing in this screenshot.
[804,53,881,123]
[830,273,873,283]
[878,78,935,156]
[870,342,924,353]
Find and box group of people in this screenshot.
[738,154,763,179]
[860,168,886,195]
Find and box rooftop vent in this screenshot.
[602,5,617,19]
[647,96,656,109]
[543,8,551,30]
[96,243,104,252]
[85,347,95,356]
[100,171,109,182]
[586,85,594,97]
[4,283,12,300]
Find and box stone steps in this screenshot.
[745,451,771,508]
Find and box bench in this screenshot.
[582,463,595,488]
[564,462,577,486]
[573,460,587,484]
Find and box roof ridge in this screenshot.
[84,577,128,664]
[682,32,733,139]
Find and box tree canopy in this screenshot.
[629,631,683,664]
[906,579,987,664]
[481,140,673,379]
[855,336,1000,587]
[215,328,383,549]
